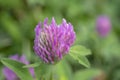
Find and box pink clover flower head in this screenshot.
[34,18,76,64]
[96,15,111,37]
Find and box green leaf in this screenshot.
[23,62,40,68]
[1,58,33,80]
[70,45,91,56]
[69,45,91,68]
[77,56,90,68]
[70,53,90,68]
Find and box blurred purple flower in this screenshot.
[3,54,35,80]
[34,18,76,64]
[96,16,111,37]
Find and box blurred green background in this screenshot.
[0,0,120,80]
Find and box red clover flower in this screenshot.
[34,18,76,64]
